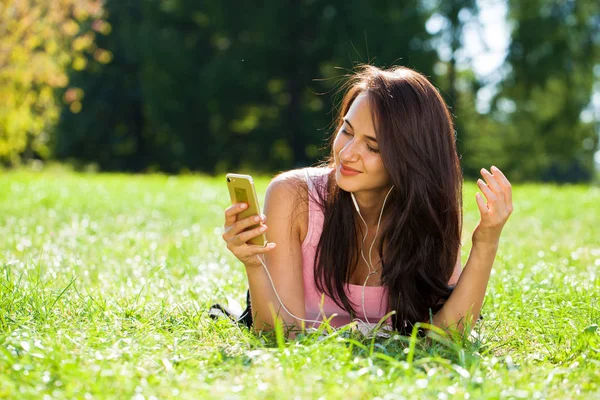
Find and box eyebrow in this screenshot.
[343,118,378,143]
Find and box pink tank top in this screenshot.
[301,168,390,328]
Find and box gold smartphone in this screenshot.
[226,173,267,247]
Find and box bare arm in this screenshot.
[448,248,463,286]
[243,173,306,333]
[433,166,513,332]
[433,242,498,331]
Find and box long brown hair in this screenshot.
[308,65,463,334]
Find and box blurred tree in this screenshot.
[492,0,600,182]
[55,1,146,171]
[0,0,107,165]
[8,0,598,182]
[55,0,441,173]
[423,0,481,178]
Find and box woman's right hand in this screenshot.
[222,202,277,268]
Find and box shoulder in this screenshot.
[266,168,307,198]
[263,168,308,229]
[266,167,331,200]
[264,167,330,241]
[261,169,307,243]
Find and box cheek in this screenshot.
[372,158,389,179]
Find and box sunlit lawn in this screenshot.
[1,167,599,399]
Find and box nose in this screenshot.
[338,136,360,162]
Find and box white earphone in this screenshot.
[350,185,394,330]
[255,182,395,333]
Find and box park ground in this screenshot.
[0,167,599,399]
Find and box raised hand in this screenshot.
[473,166,513,247]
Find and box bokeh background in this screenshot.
[1,0,599,182]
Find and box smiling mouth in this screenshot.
[341,164,361,172]
[340,164,362,174]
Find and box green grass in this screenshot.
[1,168,599,399]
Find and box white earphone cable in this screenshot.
[255,254,327,327]
[252,182,394,334]
[352,185,394,329]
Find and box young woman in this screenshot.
[218,65,513,336]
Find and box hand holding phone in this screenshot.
[222,174,276,268]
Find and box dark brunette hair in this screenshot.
[308,65,463,334]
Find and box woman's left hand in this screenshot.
[472,166,513,247]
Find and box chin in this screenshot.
[334,169,359,192]
[334,168,345,188]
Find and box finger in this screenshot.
[477,178,498,207]
[481,168,504,201]
[224,202,248,226]
[247,242,276,256]
[232,214,264,236]
[236,224,268,245]
[475,192,489,216]
[224,214,263,242]
[491,166,513,206]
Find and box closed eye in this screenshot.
[341,129,379,153]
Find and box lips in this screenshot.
[341,163,361,173]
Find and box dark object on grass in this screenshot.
[209,289,253,329]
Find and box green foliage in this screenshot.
[54,1,147,171]
[491,0,600,182]
[0,0,108,165]
[424,0,478,153]
[3,1,599,182]
[56,0,438,173]
[0,170,599,397]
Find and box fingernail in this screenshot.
[253,216,260,222]
[260,226,267,231]
[269,243,276,248]
[240,203,247,209]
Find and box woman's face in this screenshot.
[333,92,391,194]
